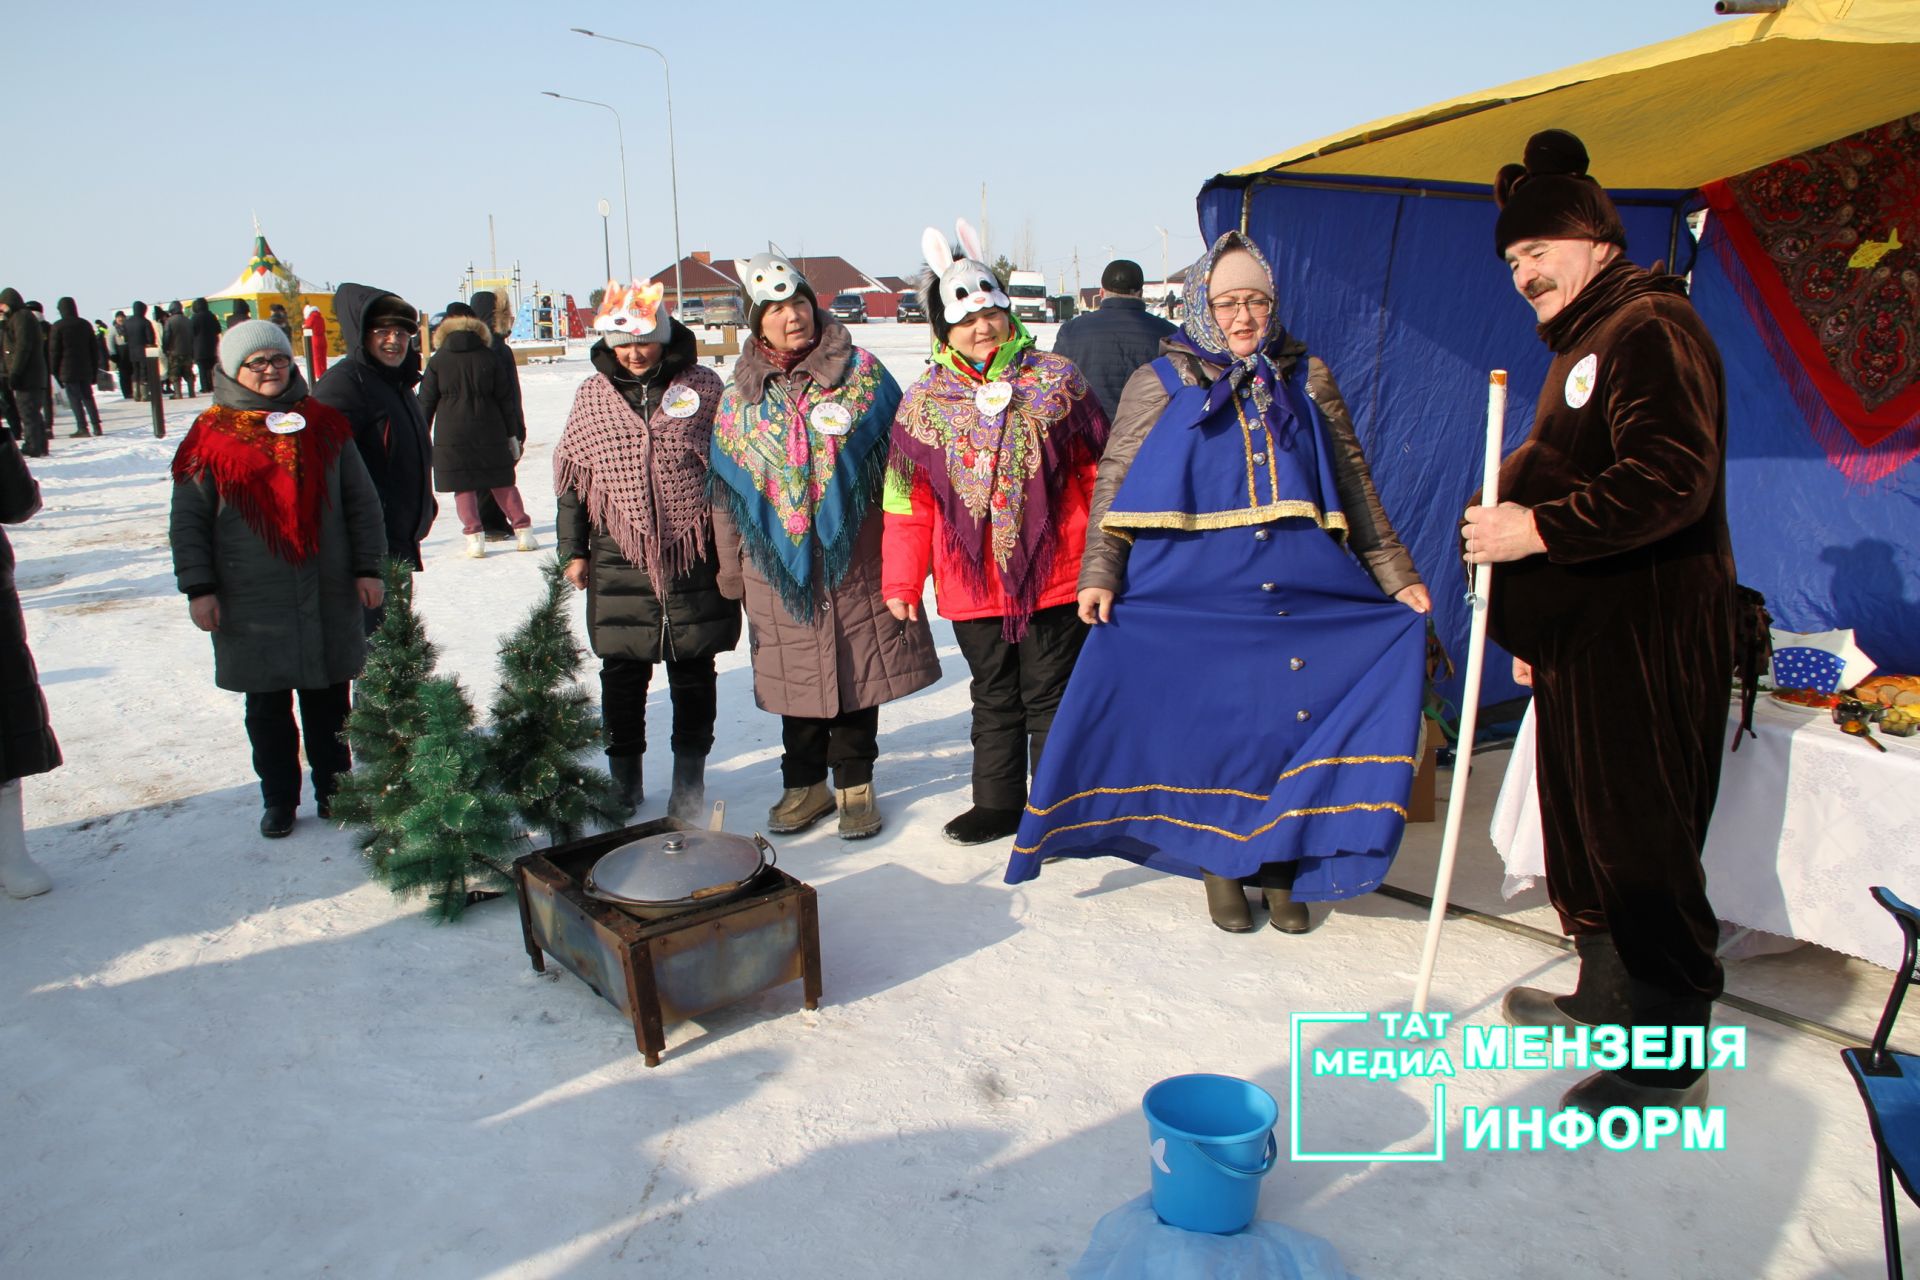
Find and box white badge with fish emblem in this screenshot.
[974,381,1013,417]
[663,385,700,419]
[810,402,852,436]
[1564,353,1598,409]
[265,412,306,434]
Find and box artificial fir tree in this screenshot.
[329,557,438,876]
[488,554,627,845]
[384,676,519,922]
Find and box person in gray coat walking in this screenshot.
[168,320,387,838]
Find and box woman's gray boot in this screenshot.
[1263,861,1310,934]
[1204,873,1255,933]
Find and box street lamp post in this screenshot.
[597,198,612,285]
[541,90,633,280]
[572,28,685,314]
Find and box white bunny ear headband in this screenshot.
[921,217,1009,325]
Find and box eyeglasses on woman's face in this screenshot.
[241,353,293,373]
[1209,294,1272,319]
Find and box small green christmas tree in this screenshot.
[384,676,519,922]
[488,554,627,845]
[330,557,438,877]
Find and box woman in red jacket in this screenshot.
[885,220,1109,845]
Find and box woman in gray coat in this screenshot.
[169,320,387,838]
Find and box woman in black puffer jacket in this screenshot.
[553,283,740,821]
[420,303,533,557]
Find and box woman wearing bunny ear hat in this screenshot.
[710,251,939,840]
[1005,231,1431,935]
[885,219,1110,846]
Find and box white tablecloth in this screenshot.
[1490,697,1920,970]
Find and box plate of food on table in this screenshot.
[1769,686,1843,713]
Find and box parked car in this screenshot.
[828,292,868,324]
[704,292,745,326]
[675,296,706,325]
[896,292,925,323]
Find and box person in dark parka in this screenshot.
[554,290,740,821]
[170,320,387,838]
[0,430,60,897]
[1051,258,1176,418]
[419,303,533,556]
[1463,129,1738,1122]
[312,283,436,582]
[1,288,52,456]
[124,301,157,405]
[190,298,222,395]
[163,302,196,397]
[48,297,103,436]
[467,291,523,541]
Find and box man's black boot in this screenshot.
[1504,932,1633,1028]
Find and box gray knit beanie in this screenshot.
[219,318,295,378]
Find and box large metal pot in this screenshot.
[584,826,778,920]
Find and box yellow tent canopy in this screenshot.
[1226,0,1920,190]
[207,224,343,357]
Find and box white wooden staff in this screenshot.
[1412,370,1506,1013]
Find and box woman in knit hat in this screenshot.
[1007,231,1431,935]
[553,279,740,820]
[169,319,388,838]
[884,219,1109,846]
[710,252,939,840]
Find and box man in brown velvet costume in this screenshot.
[1462,129,1738,1118]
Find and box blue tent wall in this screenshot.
[1198,175,1694,713]
[1687,219,1920,676]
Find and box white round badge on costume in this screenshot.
[1564,353,1598,409]
[810,402,853,436]
[974,381,1013,417]
[663,386,700,419]
[265,412,306,435]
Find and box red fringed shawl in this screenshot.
[170,399,355,564]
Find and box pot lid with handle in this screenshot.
[585,827,774,907]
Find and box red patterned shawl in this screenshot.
[170,398,355,564]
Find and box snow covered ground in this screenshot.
[1,324,1907,1278]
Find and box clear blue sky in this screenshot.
[2,0,1710,315]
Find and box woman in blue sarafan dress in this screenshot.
[1006,231,1433,934]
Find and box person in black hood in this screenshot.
[553,291,739,821]
[0,289,51,456]
[163,301,196,397]
[47,298,102,437]
[312,283,435,593]
[123,301,156,405]
[226,299,252,331]
[466,291,523,541]
[419,301,533,557]
[189,298,222,394]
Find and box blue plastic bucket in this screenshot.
[1141,1073,1279,1234]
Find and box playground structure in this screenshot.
[457,264,579,362]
